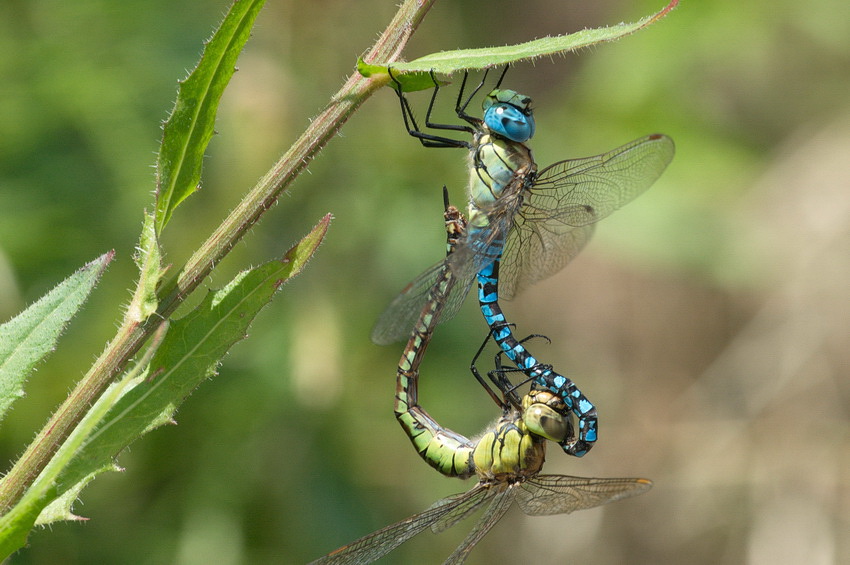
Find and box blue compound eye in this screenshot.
[483,103,536,142]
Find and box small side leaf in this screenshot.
[0,253,113,424]
[357,60,439,93]
[126,211,163,323]
[362,0,678,85]
[154,0,266,234]
[0,368,131,558]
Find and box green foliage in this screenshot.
[0,0,332,557]
[0,254,112,423]
[43,217,328,528]
[357,61,440,93]
[155,0,266,234]
[126,212,161,323]
[61,214,326,502]
[362,0,679,89]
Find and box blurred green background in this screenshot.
[2,0,849,563]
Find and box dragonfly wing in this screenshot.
[515,475,653,516]
[430,482,494,533]
[372,259,447,345]
[444,485,517,565]
[499,134,675,298]
[309,486,488,565]
[370,217,504,346]
[370,255,476,345]
[499,222,595,300]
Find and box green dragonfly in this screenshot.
[310,389,652,564]
[310,191,651,564]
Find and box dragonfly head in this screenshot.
[522,389,573,443]
[482,89,536,142]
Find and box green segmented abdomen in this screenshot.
[395,377,476,478]
[393,204,477,479]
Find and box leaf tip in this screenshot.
[309,213,333,238]
[65,513,90,523]
[87,251,115,274]
[279,213,332,271]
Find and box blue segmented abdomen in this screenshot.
[476,256,597,457]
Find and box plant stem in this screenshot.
[0,0,435,514]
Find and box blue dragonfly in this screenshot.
[311,190,652,564]
[372,69,675,457]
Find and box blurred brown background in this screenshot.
[1,1,848,563]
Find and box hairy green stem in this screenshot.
[0,0,435,513]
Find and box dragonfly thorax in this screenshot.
[467,133,535,232]
[482,89,535,142]
[472,406,546,482]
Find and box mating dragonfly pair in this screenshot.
[312,67,674,564]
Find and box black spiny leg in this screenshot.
[388,68,472,148]
[387,66,513,148]
[454,65,510,123]
[470,330,513,411]
[487,331,556,405]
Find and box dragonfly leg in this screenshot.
[516,333,552,346]
[470,330,514,410]
[387,67,473,148]
[424,70,478,134]
[471,326,545,410]
[488,334,550,399]
[454,66,511,123]
[454,69,487,123]
[492,64,510,90]
[490,345,534,404]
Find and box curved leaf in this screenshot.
[154,0,266,233]
[361,0,678,88]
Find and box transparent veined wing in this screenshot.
[429,483,498,534]
[515,475,653,516]
[499,134,675,299]
[444,486,516,564]
[371,212,515,345]
[309,484,492,564]
[442,475,649,563]
[371,259,465,345]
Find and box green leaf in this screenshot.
[126,211,163,323]
[362,0,678,85]
[357,60,441,93]
[154,0,266,234]
[0,253,112,424]
[0,496,41,558]
[0,368,131,556]
[54,214,330,499]
[0,215,329,556]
